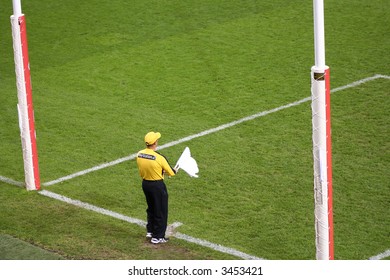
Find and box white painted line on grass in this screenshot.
[0,175,24,187]
[39,190,147,227]
[369,249,390,260]
[43,74,390,187]
[376,74,390,79]
[175,232,262,260]
[171,221,183,228]
[39,189,261,260]
[331,74,390,93]
[43,155,137,186]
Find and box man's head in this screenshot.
[144,131,161,148]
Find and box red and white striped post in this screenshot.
[311,0,334,259]
[11,0,41,191]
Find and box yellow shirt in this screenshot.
[136,148,176,180]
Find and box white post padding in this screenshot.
[11,15,33,190]
[311,66,330,260]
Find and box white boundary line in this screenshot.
[42,74,390,187]
[1,74,389,260]
[175,232,262,260]
[331,74,390,93]
[0,175,24,187]
[369,249,390,260]
[39,189,262,260]
[39,190,147,227]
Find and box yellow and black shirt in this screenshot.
[136,148,176,181]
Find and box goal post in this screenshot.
[11,0,41,191]
[311,0,334,260]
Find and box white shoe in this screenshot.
[146,232,152,238]
[151,238,169,244]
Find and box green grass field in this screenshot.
[0,0,389,260]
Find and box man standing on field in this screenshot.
[136,131,177,244]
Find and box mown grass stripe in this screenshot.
[42,74,389,187]
[1,74,389,260]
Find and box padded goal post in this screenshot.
[311,0,333,260]
[311,66,333,260]
[11,0,41,191]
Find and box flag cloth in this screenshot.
[175,147,199,178]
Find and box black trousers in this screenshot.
[142,180,168,239]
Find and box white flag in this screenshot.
[175,147,199,178]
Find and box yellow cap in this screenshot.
[144,131,161,146]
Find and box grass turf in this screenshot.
[0,0,389,259]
